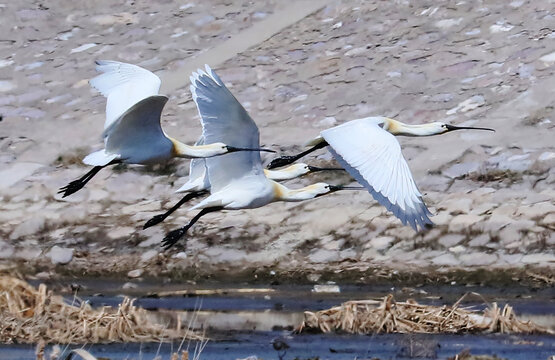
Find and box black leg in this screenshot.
[58,166,102,197]
[143,190,208,229]
[161,206,224,250]
[267,141,328,169]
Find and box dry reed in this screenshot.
[0,276,204,344]
[297,293,552,335]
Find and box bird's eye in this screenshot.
[441,124,447,128]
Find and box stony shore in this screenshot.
[0,0,553,284]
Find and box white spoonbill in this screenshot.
[143,136,343,229]
[267,118,495,230]
[161,66,361,249]
[58,60,273,198]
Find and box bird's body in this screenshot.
[59,61,273,197]
[267,117,494,230]
[160,66,357,248]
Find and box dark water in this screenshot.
[2,333,554,360]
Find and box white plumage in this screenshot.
[89,60,161,129]
[321,118,432,230]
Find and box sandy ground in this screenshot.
[0,0,554,283]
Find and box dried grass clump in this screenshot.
[0,276,204,344]
[298,293,552,335]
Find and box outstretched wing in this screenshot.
[321,118,433,230]
[90,60,161,129]
[176,137,210,193]
[190,65,265,192]
[103,95,170,163]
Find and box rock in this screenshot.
[70,43,97,54]
[449,245,466,253]
[368,236,394,251]
[438,234,465,248]
[10,217,46,239]
[520,253,555,264]
[16,248,42,260]
[434,18,462,29]
[312,284,340,293]
[540,213,555,227]
[0,240,15,259]
[442,198,473,214]
[308,249,339,263]
[121,201,161,215]
[539,51,555,64]
[443,162,480,179]
[48,246,73,265]
[431,253,459,266]
[0,162,44,189]
[517,203,555,219]
[538,152,555,162]
[345,47,366,56]
[448,214,482,232]
[489,23,514,33]
[140,249,158,262]
[459,252,498,266]
[446,95,485,115]
[127,269,143,278]
[172,252,188,260]
[122,282,138,289]
[0,80,16,92]
[107,227,135,240]
[468,234,491,248]
[481,214,513,232]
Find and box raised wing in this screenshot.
[90,60,161,129]
[103,95,170,162]
[190,65,265,192]
[176,137,210,193]
[321,119,433,230]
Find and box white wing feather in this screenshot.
[190,65,265,193]
[89,60,161,129]
[321,119,433,230]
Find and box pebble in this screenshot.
[127,269,143,278]
[10,217,46,239]
[439,234,465,248]
[48,246,74,265]
[70,43,97,54]
[0,240,15,259]
[140,249,158,262]
[446,95,485,115]
[309,249,339,263]
[431,253,459,266]
[312,284,341,293]
[443,162,480,179]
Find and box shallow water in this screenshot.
[2,282,554,359]
[2,333,554,360]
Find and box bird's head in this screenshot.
[385,118,495,136]
[434,122,495,135]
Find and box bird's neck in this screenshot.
[264,166,304,181]
[383,118,439,137]
[272,181,320,202]
[169,137,224,158]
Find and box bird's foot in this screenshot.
[57,180,84,198]
[143,214,167,229]
[161,227,188,250]
[267,155,297,169]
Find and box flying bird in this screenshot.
[58,60,273,198]
[143,144,343,229]
[267,117,495,230]
[161,66,361,249]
